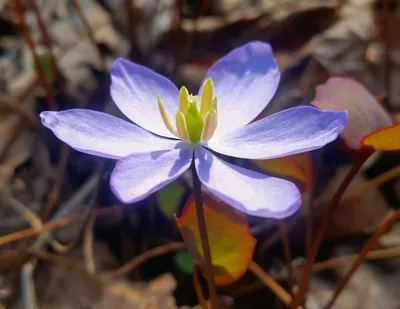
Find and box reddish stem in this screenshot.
[190,160,218,309]
[290,150,372,309]
[193,263,208,309]
[70,0,105,68]
[14,0,58,111]
[325,209,400,308]
[279,220,295,295]
[28,0,65,88]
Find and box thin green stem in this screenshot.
[290,150,373,308]
[190,160,218,309]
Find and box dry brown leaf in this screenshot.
[315,165,391,237]
[95,273,178,309]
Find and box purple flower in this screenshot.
[40,42,347,218]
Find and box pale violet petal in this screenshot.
[206,106,348,160]
[200,41,280,139]
[111,58,179,138]
[111,147,193,204]
[40,109,179,159]
[194,147,301,218]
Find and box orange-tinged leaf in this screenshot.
[254,152,313,193]
[290,152,314,192]
[376,94,386,103]
[254,158,305,183]
[361,123,400,151]
[176,193,256,286]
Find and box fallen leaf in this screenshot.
[156,181,186,218]
[95,273,178,309]
[307,254,400,309]
[291,152,314,192]
[315,166,390,237]
[174,251,193,275]
[176,193,256,285]
[254,157,305,186]
[311,77,392,150]
[254,152,313,193]
[361,123,400,151]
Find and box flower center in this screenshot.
[157,78,218,143]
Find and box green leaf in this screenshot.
[34,53,54,83]
[156,181,185,218]
[174,251,193,274]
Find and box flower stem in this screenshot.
[289,150,373,309]
[279,220,295,295]
[190,160,218,309]
[193,263,208,309]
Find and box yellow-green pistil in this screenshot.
[157,78,218,143]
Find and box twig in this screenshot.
[41,145,70,221]
[304,193,313,253]
[173,0,210,77]
[0,215,81,247]
[190,160,218,309]
[50,160,104,253]
[310,245,400,272]
[0,202,124,247]
[14,0,58,111]
[382,0,392,111]
[0,186,42,229]
[33,173,99,250]
[258,220,293,252]
[20,263,38,309]
[83,216,96,274]
[249,261,303,309]
[18,172,100,308]
[0,94,38,128]
[193,263,208,309]
[27,0,65,88]
[279,220,295,295]
[110,242,185,280]
[341,164,400,203]
[70,0,105,69]
[233,245,400,298]
[0,119,22,163]
[125,0,138,59]
[4,248,102,286]
[324,209,400,309]
[16,19,109,104]
[290,151,372,309]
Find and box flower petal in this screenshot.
[194,147,301,218]
[40,109,179,159]
[311,77,392,149]
[111,147,193,204]
[206,106,347,160]
[111,58,179,138]
[200,41,280,139]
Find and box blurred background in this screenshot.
[0,0,399,308]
